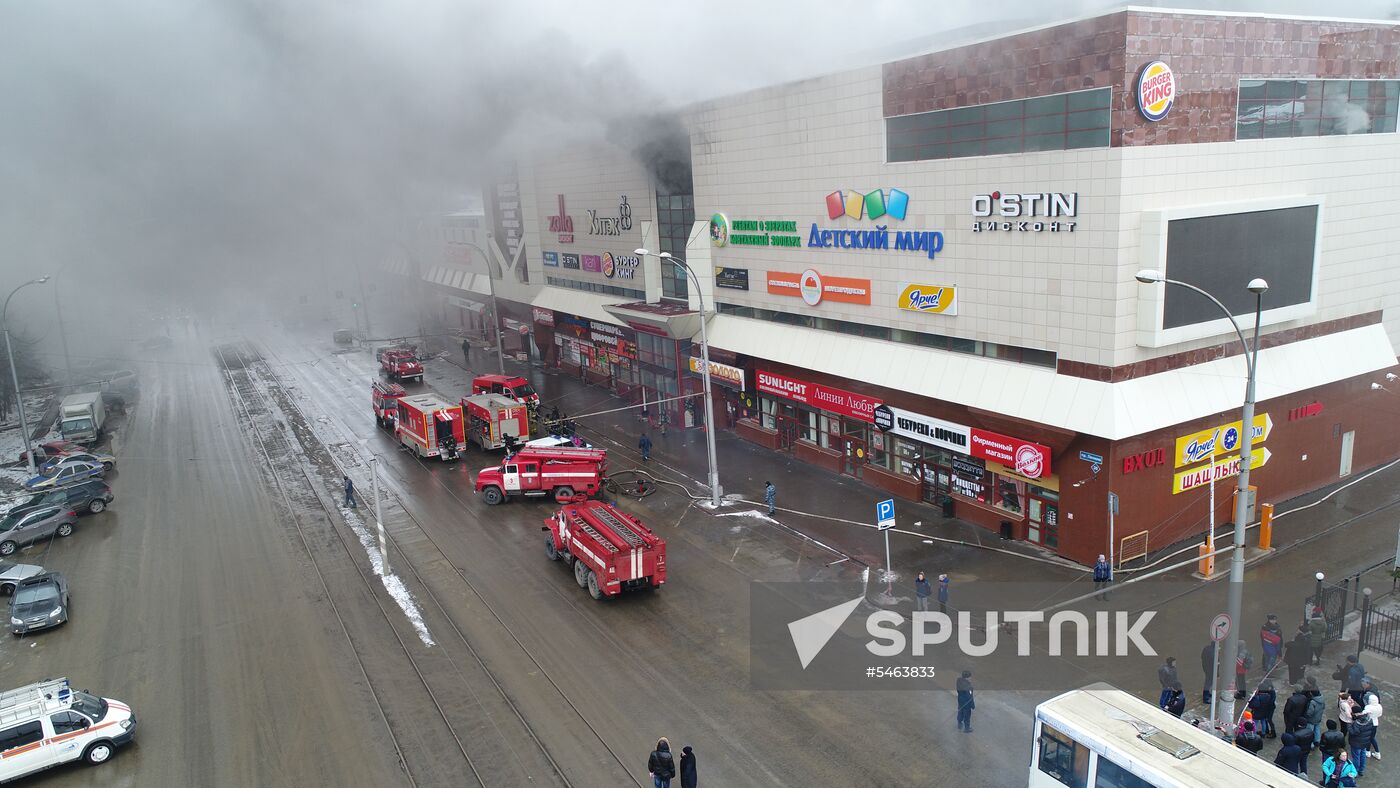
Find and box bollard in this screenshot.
[1198,542,1215,578]
[1359,588,1373,660]
[1258,503,1275,551]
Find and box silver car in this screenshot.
[0,561,43,595]
[0,506,78,557]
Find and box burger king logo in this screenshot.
[602,252,616,278]
[1136,61,1175,122]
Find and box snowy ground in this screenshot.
[0,392,60,507]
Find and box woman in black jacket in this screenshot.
[679,745,697,788]
[648,738,676,788]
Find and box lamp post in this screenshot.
[636,249,723,508]
[4,277,51,476]
[455,239,507,376]
[1137,269,1267,725]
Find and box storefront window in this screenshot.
[993,475,1026,516]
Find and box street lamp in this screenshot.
[4,277,51,476]
[455,239,507,377]
[1136,268,1267,724]
[636,248,723,508]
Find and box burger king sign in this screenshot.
[1136,61,1175,122]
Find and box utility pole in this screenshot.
[371,456,388,573]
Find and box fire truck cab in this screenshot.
[372,381,406,429]
[461,393,530,451]
[378,348,424,383]
[472,374,539,407]
[396,394,464,460]
[544,500,666,600]
[475,446,607,505]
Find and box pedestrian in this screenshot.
[1335,654,1367,705]
[1296,721,1316,778]
[648,737,676,788]
[343,475,356,508]
[1304,677,1326,747]
[1320,719,1347,761]
[956,670,975,732]
[461,337,471,364]
[679,745,697,788]
[1309,606,1328,665]
[1284,683,1310,738]
[764,481,776,516]
[1092,554,1112,600]
[1274,731,1303,775]
[637,478,648,497]
[1157,657,1180,709]
[660,410,668,437]
[1283,624,1312,686]
[1249,678,1277,739]
[1234,719,1264,755]
[1322,748,1358,788]
[1348,708,1376,778]
[1234,639,1253,698]
[1202,640,1218,705]
[1260,613,1284,673]
[1362,686,1382,760]
[937,574,949,614]
[914,572,932,613]
[639,432,652,463]
[1164,681,1186,718]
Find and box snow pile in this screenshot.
[340,504,436,647]
[716,508,779,524]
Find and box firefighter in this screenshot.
[461,337,471,364]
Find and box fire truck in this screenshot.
[372,380,406,428]
[395,393,464,460]
[461,393,530,451]
[474,446,608,505]
[472,374,539,408]
[378,346,424,383]
[543,500,666,600]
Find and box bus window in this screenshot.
[1038,722,1089,788]
[1094,755,1155,788]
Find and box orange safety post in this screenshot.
[1198,542,1215,578]
[1258,503,1275,551]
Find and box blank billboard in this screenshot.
[1162,205,1318,330]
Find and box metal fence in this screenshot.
[1304,556,1399,645]
[1360,600,1400,660]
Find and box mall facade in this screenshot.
[426,8,1400,566]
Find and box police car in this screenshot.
[0,678,136,781]
[23,460,105,491]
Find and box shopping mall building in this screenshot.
[418,8,1400,566]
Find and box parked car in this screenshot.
[12,481,113,517]
[41,450,115,474]
[0,506,77,556]
[9,572,70,635]
[24,460,104,491]
[18,439,87,465]
[0,561,43,595]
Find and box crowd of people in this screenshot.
[1155,606,1386,785]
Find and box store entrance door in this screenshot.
[774,413,801,452]
[841,435,865,478]
[1028,494,1060,548]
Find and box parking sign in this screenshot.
[876,499,895,531]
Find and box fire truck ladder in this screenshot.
[588,506,645,549]
[567,511,618,554]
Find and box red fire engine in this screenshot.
[474,446,608,505]
[378,347,424,383]
[395,393,464,460]
[461,393,529,451]
[543,500,666,600]
[472,374,539,407]
[372,381,406,429]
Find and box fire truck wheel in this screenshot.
[587,571,605,600]
[574,559,589,588]
[481,486,504,506]
[545,536,559,561]
[553,486,575,504]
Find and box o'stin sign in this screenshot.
[1136,61,1175,122]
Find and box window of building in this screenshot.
[1237,79,1400,139]
[716,304,1057,369]
[657,192,694,301]
[1037,723,1089,788]
[887,88,1111,163]
[545,276,644,300]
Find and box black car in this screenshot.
[9,572,69,635]
[7,480,112,517]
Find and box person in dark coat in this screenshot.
[914,572,932,612]
[1260,613,1284,673]
[1320,719,1347,759]
[1338,655,1367,706]
[1302,678,1326,748]
[1201,640,1218,704]
[648,738,676,788]
[1157,657,1180,709]
[764,481,777,516]
[1283,684,1310,737]
[1273,732,1303,775]
[639,432,652,462]
[1308,606,1328,665]
[1234,719,1264,755]
[1348,712,1376,777]
[1092,554,1112,600]
[679,745,697,788]
[461,337,471,364]
[956,671,975,732]
[343,475,356,508]
[1164,682,1186,718]
[1249,679,1278,738]
[1283,625,1312,686]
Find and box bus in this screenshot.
[1030,684,1311,787]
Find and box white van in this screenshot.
[0,678,136,781]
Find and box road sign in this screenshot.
[1172,447,1272,494]
[1079,450,1104,465]
[1091,463,1102,475]
[876,499,896,531]
[1210,612,1231,642]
